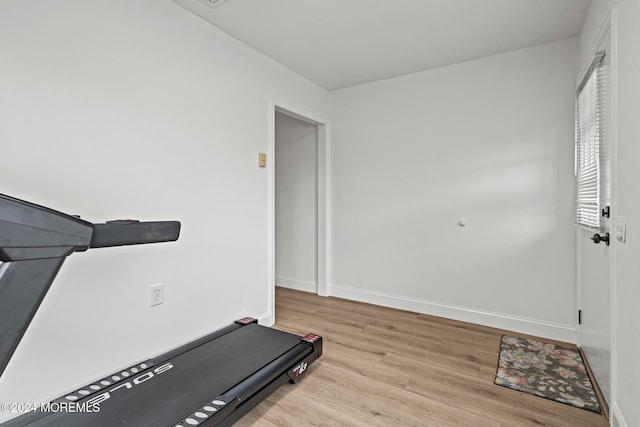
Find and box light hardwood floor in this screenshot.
[236,287,608,427]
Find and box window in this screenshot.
[575,51,606,229]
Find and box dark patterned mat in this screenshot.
[494,335,601,413]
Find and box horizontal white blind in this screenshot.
[575,58,605,229]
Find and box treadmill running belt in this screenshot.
[24,324,302,427]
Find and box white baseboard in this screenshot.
[256,311,273,327]
[276,276,317,293]
[330,284,577,343]
[611,403,628,427]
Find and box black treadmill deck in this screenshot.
[3,322,322,427]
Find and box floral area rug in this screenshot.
[494,335,601,413]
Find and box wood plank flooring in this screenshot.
[235,287,608,426]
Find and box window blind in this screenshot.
[575,52,606,229]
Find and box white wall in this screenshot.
[329,38,579,341]
[580,0,613,65]
[611,1,640,425]
[275,112,318,292]
[0,0,327,421]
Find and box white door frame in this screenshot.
[267,98,331,325]
[609,4,619,419]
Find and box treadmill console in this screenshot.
[0,193,180,378]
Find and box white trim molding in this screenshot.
[275,276,318,293]
[330,284,577,343]
[256,311,273,327]
[609,3,619,422]
[611,403,628,427]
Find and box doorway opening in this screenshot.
[267,100,329,325]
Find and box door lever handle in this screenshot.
[591,232,610,246]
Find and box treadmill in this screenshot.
[0,194,322,427]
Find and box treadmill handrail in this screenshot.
[90,221,181,248]
[0,193,181,379]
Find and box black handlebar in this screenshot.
[90,221,181,248]
[0,193,181,379]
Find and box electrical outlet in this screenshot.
[150,284,164,307]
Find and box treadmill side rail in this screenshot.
[288,335,323,383]
[179,332,323,427]
[170,396,239,427]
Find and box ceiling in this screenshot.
[171,0,592,91]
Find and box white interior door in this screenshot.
[577,29,612,406]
